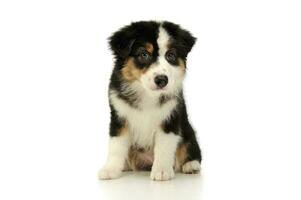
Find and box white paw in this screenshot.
[98,168,122,180]
[150,166,175,181]
[182,160,201,174]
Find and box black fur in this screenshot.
[109,104,126,137]
[109,21,159,60]
[162,22,196,60]
[161,94,202,163]
[108,21,202,166]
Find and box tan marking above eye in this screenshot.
[178,58,186,72]
[121,58,148,81]
[167,42,172,49]
[145,42,154,54]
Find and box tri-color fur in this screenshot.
[99,21,202,181]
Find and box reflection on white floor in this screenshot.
[98,171,204,200]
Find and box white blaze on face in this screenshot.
[140,26,184,95]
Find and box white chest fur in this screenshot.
[109,90,177,148]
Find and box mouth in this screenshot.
[151,86,167,91]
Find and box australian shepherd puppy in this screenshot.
[99,21,202,181]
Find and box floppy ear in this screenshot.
[178,29,196,54]
[109,25,136,59]
[162,22,196,56]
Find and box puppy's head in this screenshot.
[109,21,196,95]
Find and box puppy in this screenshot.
[99,21,202,181]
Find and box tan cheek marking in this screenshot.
[121,58,148,81]
[118,121,128,136]
[175,143,188,172]
[145,43,154,54]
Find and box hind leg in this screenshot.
[176,138,202,174]
[182,160,201,174]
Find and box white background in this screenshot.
[0,0,301,199]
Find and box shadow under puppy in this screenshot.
[99,21,202,181]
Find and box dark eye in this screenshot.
[137,50,151,65]
[140,51,150,59]
[165,49,177,64]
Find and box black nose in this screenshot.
[154,75,168,88]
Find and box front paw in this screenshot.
[150,166,175,181]
[98,168,122,180]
